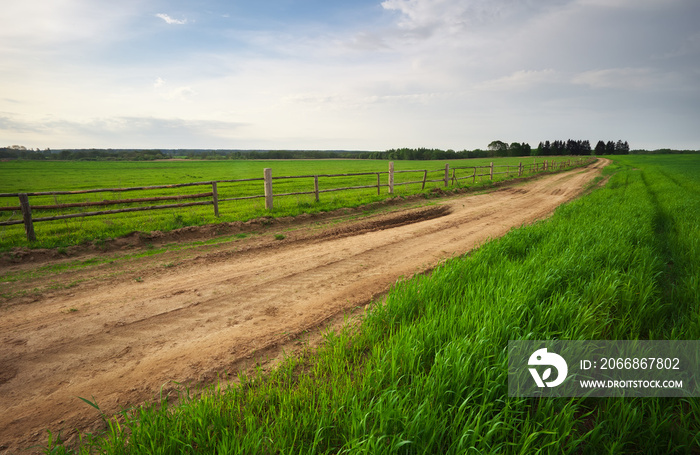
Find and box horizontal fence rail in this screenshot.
[0,158,593,241]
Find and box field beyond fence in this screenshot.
[0,157,592,248]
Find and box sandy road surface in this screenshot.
[0,160,606,452]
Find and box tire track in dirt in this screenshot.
[0,160,607,453]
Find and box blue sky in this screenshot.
[1,0,699,151]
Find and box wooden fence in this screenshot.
[0,158,593,241]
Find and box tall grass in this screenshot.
[0,157,577,250]
[45,155,699,454]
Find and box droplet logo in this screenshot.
[528,348,568,387]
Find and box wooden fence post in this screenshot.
[19,193,36,242]
[422,170,427,190]
[376,173,381,195]
[472,167,477,183]
[212,182,219,217]
[490,162,494,180]
[452,168,456,186]
[444,164,450,187]
[519,162,523,177]
[264,168,273,210]
[388,162,394,194]
[314,176,320,202]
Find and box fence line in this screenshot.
[0,158,593,241]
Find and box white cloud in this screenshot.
[345,32,390,51]
[156,13,188,25]
[577,0,674,9]
[153,78,197,100]
[0,0,140,54]
[166,86,197,100]
[571,68,679,90]
[477,69,559,91]
[380,0,574,37]
[0,114,247,148]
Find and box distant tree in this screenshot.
[551,140,565,155]
[533,142,543,156]
[508,142,522,157]
[615,140,630,154]
[581,140,591,155]
[0,147,18,158]
[594,141,606,155]
[606,141,616,154]
[488,140,508,157]
[542,140,551,156]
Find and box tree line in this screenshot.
[0,147,376,161]
[0,147,171,161]
[377,139,631,160]
[533,139,632,156]
[186,150,368,160]
[5,141,698,162]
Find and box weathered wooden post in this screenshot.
[19,193,36,242]
[444,163,450,187]
[519,162,523,177]
[212,182,219,217]
[422,170,427,190]
[452,168,456,186]
[472,167,476,183]
[314,176,320,202]
[388,162,394,194]
[264,168,273,210]
[490,162,494,180]
[376,173,381,195]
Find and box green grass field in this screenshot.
[0,157,577,250]
[42,154,700,453]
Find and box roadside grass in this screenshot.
[44,154,700,453]
[0,157,581,251]
[0,231,257,298]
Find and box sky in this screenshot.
[1,0,699,151]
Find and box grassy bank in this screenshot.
[1,157,579,250]
[47,154,699,453]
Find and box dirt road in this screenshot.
[0,160,606,452]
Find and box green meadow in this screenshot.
[44,153,700,453]
[0,157,571,250]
